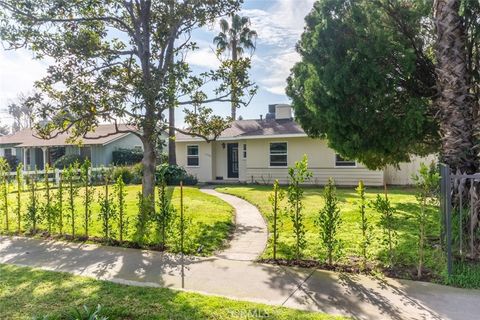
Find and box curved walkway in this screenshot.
[200,187,268,261]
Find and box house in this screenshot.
[175,104,433,186]
[0,124,143,170]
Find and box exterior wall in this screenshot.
[177,140,214,182]
[94,133,143,166]
[384,154,438,185]
[245,137,384,186]
[177,136,384,186]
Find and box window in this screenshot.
[4,148,12,158]
[243,144,247,159]
[335,154,356,167]
[187,145,199,166]
[80,146,92,160]
[270,142,287,167]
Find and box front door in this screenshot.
[227,143,239,178]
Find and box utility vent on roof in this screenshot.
[266,104,292,121]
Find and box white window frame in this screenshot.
[334,154,356,168]
[269,141,288,167]
[186,144,200,167]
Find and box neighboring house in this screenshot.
[0,124,143,170]
[176,104,434,186]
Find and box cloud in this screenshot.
[243,0,315,95]
[0,49,49,123]
[185,46,221,69]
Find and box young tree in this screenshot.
[114,175,127,244]
[56,169,64,235]
[99,168,115,241]
[214,13,257,120]
[0,158,10,232]
[25,168,39,234]
[412,162,440,278]
[317,178,342,266]
[287,155,312,261]
[0,1,256,205]
[65,164,79,238]
[268,179,285,260]
[155,181,174,249]
[15,163,23,233]
[81,160,92,238]
[356,180,372,271]
[43,164,55,234]
[372,189,397,267]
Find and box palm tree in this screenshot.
[434,0,477,174]
[214,14,257,120]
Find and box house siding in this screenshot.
[384,154,438,185]
[176,136,385,186]
[94,133,143,166]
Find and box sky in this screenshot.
[0,0,316,127]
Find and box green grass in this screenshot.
[216,185,443,272]
[0,264,345,320]
[0,185,234,255]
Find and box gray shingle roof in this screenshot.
[176,119,306,141]
[0,124,136,147]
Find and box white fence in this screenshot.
[5,167,106,186]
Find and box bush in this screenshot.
[53,154,83,169]
[112,166,134,184]
[112,148,143,165]
[131,163,143,184]
[155,163,197,186]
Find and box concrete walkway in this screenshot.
[200,187,268,261]
[2,236,480,320]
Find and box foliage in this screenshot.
[214,13,258,119]
[0,158,10,232]
[412,162,440,278]
[98,169,116,241]
[6,92,34,132]
[0,0,256,202]
[135,193,153,246]
[65,164,80,238]
[15,163,22,233]
[155,182,175,248]
[25,168,39,234]
[56,168,64,234]
[287,155,312,260]
[3,154,19,169]
[114,176,127,244]
[372,191,398,267]
[112,148,143,166]
[53,154,84,169]
[111,166,134,185]
[0,157,10,232]
[43,164,55,233]
[81,160,92,237]
[317,178,343,265]
[156,163,198,186]
[286,0,438,169]
[67,305,108,320]
[268,179,285,260]
[356,180,372,271]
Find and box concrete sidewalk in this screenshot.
[1,236,480,320]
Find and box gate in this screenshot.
[440,163,480,276]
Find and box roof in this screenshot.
[176,118,307,141]
[0,124,137,147]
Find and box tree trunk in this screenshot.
[168,104,177,165]
[434,0,477,174]
[142,137,157,203]
[231,39,238,120]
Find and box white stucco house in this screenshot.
[176,104,433,186]
[0,124,143,170]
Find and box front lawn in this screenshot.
[0,185,234,255]
[216,185,442,275]
[0,264,344,320]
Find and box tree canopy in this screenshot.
[0,0,256,199]
[287,0,440,169]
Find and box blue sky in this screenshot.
[0,0,316,126]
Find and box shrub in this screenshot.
[154,181,175,248]
[3,154,18,169]
[112,166,134,184]
[372,189,397,267]
[287,155,312,261]
[25,169,39,234]
[269,179,285,260]
[131,163,143,184]
[15,163,23,233]
[112,148,143,165]
[114,175,128,243]
[81,160,92,237]
[317,178,343,266]
[53,154,83,169]
[98,169,116,241]
[356,180,372,271]
[155,163,197,186]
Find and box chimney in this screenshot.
[260,114,263,121]
[274,104,292,120]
